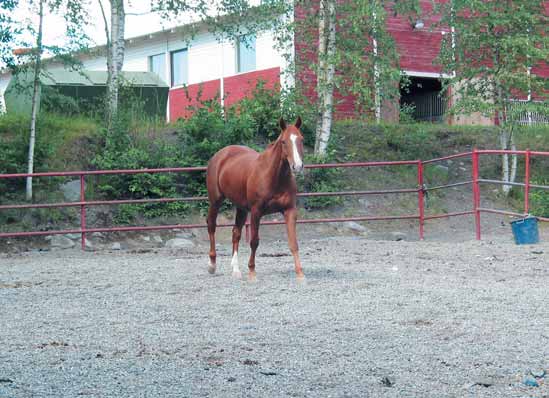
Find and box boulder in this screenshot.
[49,235,75,249]
[343,221,368,233]
[60,180,82,202]
[175,231,195,240]
[165,238,195,249]
[390,232,407,241]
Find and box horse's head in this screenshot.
[278,116,304,174]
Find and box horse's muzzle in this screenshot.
[291,164,304,174]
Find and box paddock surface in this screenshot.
[1,236,548,397]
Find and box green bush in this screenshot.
[234,81,316,145]
[0,113,100,197]
[41,86,82,116]
[91,110,188,222]
[530,179,549,218]
[176,98,256,166]
[298,154,344,209]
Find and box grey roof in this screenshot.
[40,70,168,87]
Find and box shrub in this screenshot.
[0,113,100,197]
[91,111,188,222]
[530,179,549,218]
[298,153,344,209]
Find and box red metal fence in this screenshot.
[1,149,549,250]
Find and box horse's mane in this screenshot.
[265,136,282,151]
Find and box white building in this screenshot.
[0,24,290,120]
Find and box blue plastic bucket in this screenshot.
[510,217,539,245]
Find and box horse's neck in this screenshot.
[260,140,290,187]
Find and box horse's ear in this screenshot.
[295,116,302,129]
[279,117,287,131]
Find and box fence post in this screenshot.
[472,148,481,240]
[524,149,531,215]
[417,161,425,240]
[80,174,86,251]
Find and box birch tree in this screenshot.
[97,0,125,129]
[297,0,420,156]
[314,0,335,155]
[25,0,45,201]
[437,0,549,194]
[4,0,89,200]
[97,0,214,128]
[198,0,419,156]
[0,1,20,72]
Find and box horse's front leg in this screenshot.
[247,209,261,281]
[284,207,304,280]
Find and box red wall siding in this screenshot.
[295,1,448,119]
[387,1,445,74]
[223,67,281,109]
[169,79,220,121]
[294,4,358,119]
[168,67,281,121]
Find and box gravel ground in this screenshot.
[1,235,548,398]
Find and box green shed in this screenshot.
[4,70,169,118]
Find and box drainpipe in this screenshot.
[220,38,225,113]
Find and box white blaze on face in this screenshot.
[290,134,303,170]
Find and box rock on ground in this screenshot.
[59,180,81,202]
[48,235,75,249]
[165,238,195,249]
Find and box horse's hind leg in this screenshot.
[231,208,248,279]
[207,198,223,274]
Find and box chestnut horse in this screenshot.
[206,117,305,281]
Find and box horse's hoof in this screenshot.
[296,274,306,284]
[208,265,216,274]
[232,271,242,280]
[247,272,257,282]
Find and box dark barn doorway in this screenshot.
[400,77,446,122]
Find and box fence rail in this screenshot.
[506,100,549,126]
[1,149,549,249]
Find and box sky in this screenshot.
[11,0,197,50]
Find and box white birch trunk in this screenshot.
[510,141,517,187]
[372,4,381,123]
[314,0,335,156]
[314,0,327,155]
[25,0,44,201]
[500,128,511,194]
[107,0,125,127]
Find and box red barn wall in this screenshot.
[168,67,280,121]
[223,67,280,109]
[387,0,445,74]
[294,0,447,120]
[169,78,221,121]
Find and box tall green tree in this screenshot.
[0,0,20,74]
[297,0,420,155]
[97,0,125,130]
[169,0,420,156]
[4,0,89,200]
[97,0,215,128]
[437,0,549,193]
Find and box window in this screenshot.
[148,53,166,83]
[171,49,188,87]
[236,35,256,73]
